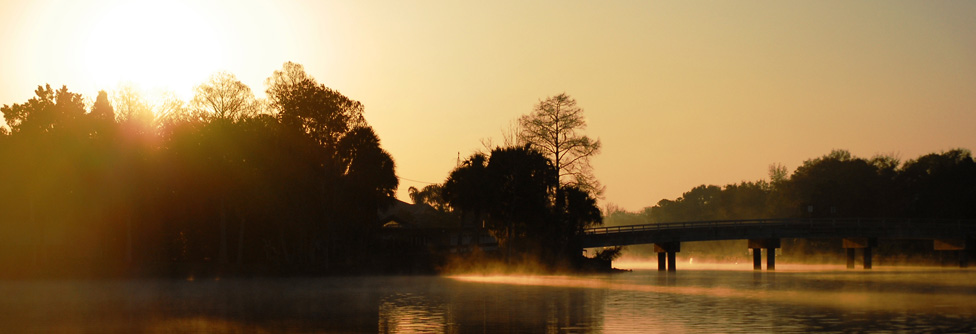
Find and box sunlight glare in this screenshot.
[84,0,224,100]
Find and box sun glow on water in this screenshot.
[449,269,976,314]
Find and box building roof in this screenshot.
[377,198,458,229]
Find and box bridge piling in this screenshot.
[654,242,680,272]
[667,251,677,272]
[657,252,666,271]
[748,239,780,270]
[864,247,872,269]
[752,249,761,270]
[934,239,970,268]
[843,238,876,269]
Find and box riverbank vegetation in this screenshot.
[424,93,609,273]
[0,63,612,278]
[0,63,400,278]
[1,61,972,277]
[605,149,976,264]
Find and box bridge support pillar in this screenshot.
[667,251,677,272]
[654,242,680,272]
[843,238,877,269]
[657,252,666,271]
[863,247,872,269]
[748,239,780,270]
[934,239,969,268]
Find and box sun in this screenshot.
[84,0,224,101]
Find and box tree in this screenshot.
[263,62,399,270]
[111,84,154,125]
[190,72,260,122]
[442,153,490,228]
[787,150,892,218]
[335,125,399,200]
[898,149,976,219]
[154,91,193,136]
[89,90,115,124]
[518,93,602,193]
[551,186,602,259]
[444,146,557,259]
[443,145,605,266]
[1,84,86,134]
[408,184,450,212]
[265,62,364,147]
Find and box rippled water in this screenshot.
[1,265,974,333]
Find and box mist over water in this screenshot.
[2,265,974,333]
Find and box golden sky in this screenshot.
[2,0,974,211]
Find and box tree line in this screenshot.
[0,62,398,277]
[605,149,976,262]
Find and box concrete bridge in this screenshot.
[581,218,975,271]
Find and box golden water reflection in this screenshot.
[379,292,450,333]
[0,268,974,333]
[451,267,976,314]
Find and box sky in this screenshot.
[1,0,975,212]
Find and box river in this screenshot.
[1,264,974,333]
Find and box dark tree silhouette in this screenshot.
[408,184,450,212]
[266,62,364,147]
[899,149,976,219]
[518,93,602,193]
[443,145,602,266]
[1,84,86,134]
[191,71,260,122]
[90,90,115,124]
[336,126,398,199]
[788,150,893,218]
[0,62,408,277]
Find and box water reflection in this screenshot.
[379,292,448,333]
[377,276,605,333]
[0,268,974,333]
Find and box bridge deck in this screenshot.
[582,218,974,248]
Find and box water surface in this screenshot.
[1,265,973,333]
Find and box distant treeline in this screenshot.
[607,149,976,224]
[0,63,400,278]
[606,149,976,262]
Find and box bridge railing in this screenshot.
[583,218,972,235]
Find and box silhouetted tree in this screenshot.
[89,90,115,124]
[111,84,154,126]
[333,125,399,260]
[0,62,405,277]
[1,84,86,134]
[444,145,604,267]
[408,184,450,212]
[446,146,561,260]
[336,126,398,199]
[518,93,602,193]
[190,71,260,122]
[265,62,364,147]
[551,186,602,262]
[442,153,491,230]
[788,149,892,218]
[899,149,976,219]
